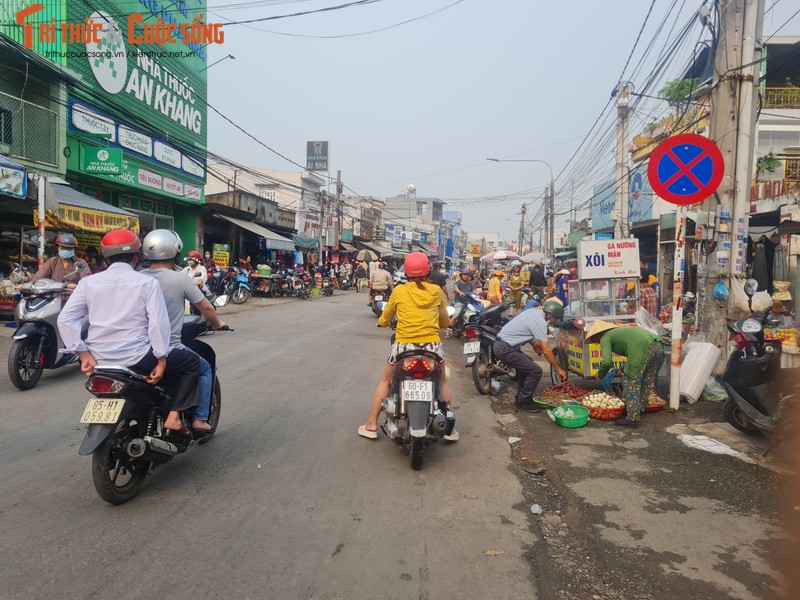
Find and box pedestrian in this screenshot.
[585,320,663,428]
[487,270,504,305]
[640,271,659,317]
[507,265,523,316]
[493,299,568,411]
[554,269,570,307]
[529,264,548,299]
[354,263,367,292]
[427,262,450,301]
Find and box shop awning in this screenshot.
[339,242,357,252]
[34,183,140,234]
[292,234,319,250]
[216,214,295,251]
[0,153,27,199]
[554,249,577,258]
[414,242,436,256]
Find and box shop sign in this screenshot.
[153,141,182,169]
[306,141,328,171]
[72,104,116,142]
[0,159,27,199]
[470,244,481,256]
[577,239,640,280]
[79,145,122,174]
[182,156,204,178]
[118,126,152,157]
[34,206,140,235]
[163,177,183,196]
[213,243,230,268]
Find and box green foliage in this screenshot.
[659,78,700,111]
[756,150,781,180]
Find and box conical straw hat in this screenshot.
[584,320,618,343]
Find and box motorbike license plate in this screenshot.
[374,295,383,302]
[401,380,433,402]
[80,398,125,424]
[463,341,480,354]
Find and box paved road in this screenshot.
[0,291,537,600]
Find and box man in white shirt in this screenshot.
[58,229,200,437]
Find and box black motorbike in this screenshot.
[370,288,389,316]
[722,312,784,436]
[462,303,516,394]
[78,317,229,504]
[338,275,352,291]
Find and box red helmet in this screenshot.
[100,229,141,258]
[570,268,577,275]
[404,251,430,278]
[187,250,202,261]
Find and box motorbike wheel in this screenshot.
[199,379,222,445]
[410,437,425,470]
[723,399,763,437]
[231,287,250,304]
[91,419,150,505]
[472,349,492,395]
[8,337,44,391]
[451,319,464,339]
[550,347,568,384]
[268,282,279,298]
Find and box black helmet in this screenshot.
[55,233,78,249]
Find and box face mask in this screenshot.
[188,259,197,265]
[59,250,75,259]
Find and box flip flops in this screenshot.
[164,424,193,439]
[357,425,378,439]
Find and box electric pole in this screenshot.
[701,0,765,365]
[518,203,526,255]
[543,188,549,256]
[613,82,631,239]
[549,183,555,254]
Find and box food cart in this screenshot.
[551,238,643,382]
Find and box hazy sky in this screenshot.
[206,0,798,242]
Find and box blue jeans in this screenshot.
[188,350,213,421]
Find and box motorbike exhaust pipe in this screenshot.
[143,435,180,456]
[126,438,147,458]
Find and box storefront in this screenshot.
[213,213,295,266]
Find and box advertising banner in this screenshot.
[213,243,230,268]
[34,206,140,234]
[79,144,122,174]
[306,141,328,171]
[577,239,640,280]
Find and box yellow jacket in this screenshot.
[379,281,448,343]
[488,276,502,300]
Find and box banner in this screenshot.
[34,207,140,235]
[213,243,230,268]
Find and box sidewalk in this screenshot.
[447,341,791,600]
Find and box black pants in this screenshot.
[131,348,201,413]
[493,339,542,403]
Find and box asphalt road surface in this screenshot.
[0,291,538,600]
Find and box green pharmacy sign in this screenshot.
[79,145,122,174]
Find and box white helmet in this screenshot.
[142,229,183,261]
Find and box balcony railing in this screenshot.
[0,91,59,168]
[763,88,800,109]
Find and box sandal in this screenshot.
[164,424,193,439]
[358,425,378,439]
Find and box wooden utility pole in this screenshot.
[701,0,765,363]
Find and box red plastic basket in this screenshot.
[581,404,625,420]
[645,399,666,413]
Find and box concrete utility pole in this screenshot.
[518,203,526,255]
[613,82,632,239]
[702,0,765,362]
[335,170,342,245]
[543,186,550,255]
[549,183,555,254]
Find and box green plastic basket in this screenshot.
[533,397,550,409]
[551,405,590,428]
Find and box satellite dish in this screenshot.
[407,184,416,195]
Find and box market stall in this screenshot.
[552,238,643,380]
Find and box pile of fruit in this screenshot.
[544,381,591,399]
[580,391,625,420]
[645,394,666,412]
[775,328,799,353]
[538,391,572,408]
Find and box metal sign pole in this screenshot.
[669,206,686,410]
[38,176,46,267]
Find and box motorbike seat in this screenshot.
[479,303,508,325]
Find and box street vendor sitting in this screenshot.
[585,320,663,428]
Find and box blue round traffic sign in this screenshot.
[647,133,724,206]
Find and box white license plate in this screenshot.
[463,341,480,354]
[80,398,125,424]
[374,295,383,302]
[401,380,434,402]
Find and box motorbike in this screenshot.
[205,267,231,304]
[338,275,352,290]
[450,292,485,338]
[321,276,334,297]
[78,317,230,504]
[721,311,785,436]
[226,267,251,304]
[380,348,456,470]
[286,270,312,299]
[462,303,518,394]
[370,288,389,316]
[8,278,84,390]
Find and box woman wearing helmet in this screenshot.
[358,252,458,442]
[31,233,92,288]
[182,250,209,292]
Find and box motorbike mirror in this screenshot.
[213,294,229,307]
[744,278,758,296]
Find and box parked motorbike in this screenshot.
[321,276,334,297]
[205,267,231,305]
[227,267,251,304]
[462,303,518,394]
[721,311,784,436]
[285,270,311,299]
[370,288,389,316]
[8,278,83,390]
[380,348,456,470]
[78,317,230,504]
[450,292,485,338]
[338,275,352,290]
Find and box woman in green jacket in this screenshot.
[585,321,663,428]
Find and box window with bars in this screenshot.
[786,158,800,182]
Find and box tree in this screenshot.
[659,78,700,112]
